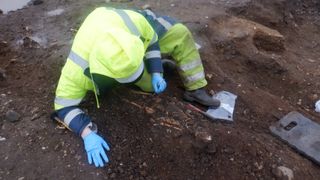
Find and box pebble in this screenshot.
[142,162,147,167]
[145,107,155,114]
[195,130,212,143]
[5,110,21,122]
[272,166,294,180]
[0,136,6,141]
[0,68,6,81]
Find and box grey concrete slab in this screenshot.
[270,111,320,165]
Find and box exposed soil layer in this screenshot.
[0,0,320,179]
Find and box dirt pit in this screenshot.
[0,0,320,179]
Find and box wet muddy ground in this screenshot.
[0,0,320,179]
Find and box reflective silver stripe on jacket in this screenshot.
[184,71,205,84]
[157,17,172,30]
[146,50,161,59]
[68,50,89,70]
[54,97,83,107]
[64,108,84,126]
[114,9,141,36]
[179,59,202,71]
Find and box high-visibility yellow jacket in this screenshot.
[54,8,166,135]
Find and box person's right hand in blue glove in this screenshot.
[152,73,167,94]
[82,128,110,167]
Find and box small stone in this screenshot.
[5,110,21,122]
[0,68,6,81]
[18,177,25,180]
[206,74,213,79]
[195,130,212,143]
[142,162,147,167]
[145,107,155,114]
[272,166,294,180]
[0,136,6,141]
[32,0,43,5]
[193,129,213,149]
[297,99,302,105]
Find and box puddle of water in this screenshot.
[0,0,31,14]
[47,8,64,17]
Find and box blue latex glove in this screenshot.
[83,132,110,167]
[152,73,167,94]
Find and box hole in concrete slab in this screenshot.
[284,121,297,131]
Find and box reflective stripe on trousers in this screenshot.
[183,71,205,84]
[179,59,202,71]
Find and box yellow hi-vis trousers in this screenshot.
[135,23,208,92]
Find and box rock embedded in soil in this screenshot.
[5,110,21,122]
[0,68,6,81]
[193,129,213,149]
[272,166,294,180]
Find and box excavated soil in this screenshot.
[0,0,320,179]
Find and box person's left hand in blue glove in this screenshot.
[152,73,167,94]
[82,127,110,167]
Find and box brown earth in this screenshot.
[0,0,320,179]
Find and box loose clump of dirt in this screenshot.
[0,0,320,179]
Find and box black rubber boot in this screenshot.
[162,59,177,72]
[184,88,221,108]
